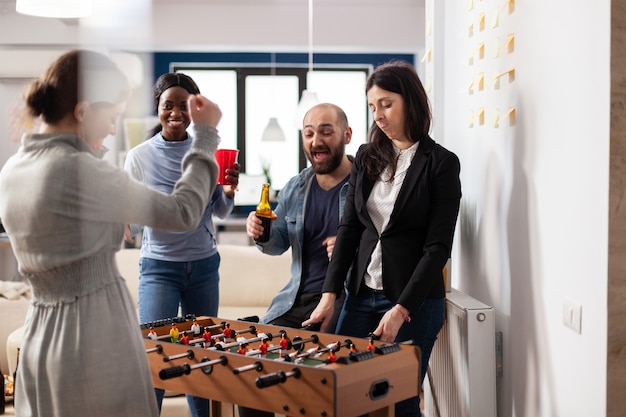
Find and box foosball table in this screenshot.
[141,316,420,417]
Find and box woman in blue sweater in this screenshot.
[124,73,239,417]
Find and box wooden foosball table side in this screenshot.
[143,316,419,417]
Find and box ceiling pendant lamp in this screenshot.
[261,117,287,142]
[16,0,93,18]
[261,52,287,142]
[294,0,319,128]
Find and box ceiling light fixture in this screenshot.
[294,0,319,128]
[261,117,286,142]
[261,52,287,142]
[16,0,93,18]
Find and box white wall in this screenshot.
[3,1,610,416]
[0,0,425,168]
[429,1,610,416]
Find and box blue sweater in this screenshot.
[124,132,234,262]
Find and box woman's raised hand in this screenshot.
[188,94,222,129]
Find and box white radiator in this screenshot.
[423,288,496,417]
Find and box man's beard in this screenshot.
[306,144,345,175]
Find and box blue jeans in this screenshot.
[336,288,445,417]
[138,253,221,417]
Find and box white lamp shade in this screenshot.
[261,117,286,142]
[293,90,320,128]
[16,0,93,18]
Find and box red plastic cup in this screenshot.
[215,149,239,185]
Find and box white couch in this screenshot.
[2,244,291,416]
[114,244,292,321]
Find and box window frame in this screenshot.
[171,64,371,175]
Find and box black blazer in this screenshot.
[322,136,462,317]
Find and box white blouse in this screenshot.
[364,141,419,290]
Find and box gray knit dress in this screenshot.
[0,124,218,417]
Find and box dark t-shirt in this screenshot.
[300,175,349,294]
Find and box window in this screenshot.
[181,70,238,150]
[177,65,370,190]
[245,74,300,190]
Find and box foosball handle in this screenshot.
[375,344,402,355]
[302,322,321,331]
[159,364,191,380]
[349,350,375,362]
[255,368,301,388]
[238,315,260,323]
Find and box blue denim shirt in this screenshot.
[258,165,349,324]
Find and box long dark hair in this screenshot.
[362,60,431,180]
[146,72,201,138]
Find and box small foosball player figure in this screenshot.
[327,341,340,351]
[180,331,190,345]
[190,320,201,336]
[258,339,269,356]
[367,337,375,351]
[235,331,247,344]
[147,327,158,341]
[169,323,179,343]
[202,328,212,347]
[213,337,226,350]
[237,343,249,355]
[327,349,337,363]
[279,333,290,355]
[222,323,233,340]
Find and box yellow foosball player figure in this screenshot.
[169,323,179,343]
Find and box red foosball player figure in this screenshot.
[223,323,233,340]
[327,349,337,363]
[237,343,248,355]
[367,338,375,351]
[180,331,190,345]
[279,333,290,353]
[258,339,269,356]
[202,328,212,346]
[190,320,201,336]
[147,327,158,341]
[169,323,179,343]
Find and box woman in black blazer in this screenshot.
[305,61,462,417]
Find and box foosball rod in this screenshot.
[232,361,263,375]
[217,331,284,351]
[162,349,194,362]
[145,344,163,354]
[211,325,257,341]
[290,334,320,352]
[159,355,228,380]
[256,367,301,388]
[294,339,348,360]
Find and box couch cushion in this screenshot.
[115,245,291,321]
[217,244,291,319]
[115,248,141,307]
[1,299,29,375]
